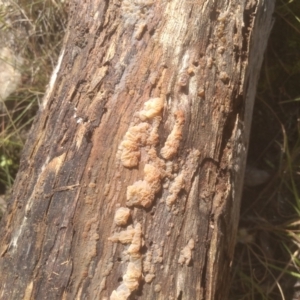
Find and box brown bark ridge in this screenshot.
[0,0,274,299]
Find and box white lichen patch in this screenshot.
[178,238,195,266]
[160,110,185,160]
[114,207,131,226]
[139,97,164,121]
[110,223,143,300]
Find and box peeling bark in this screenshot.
[0,0,274,299]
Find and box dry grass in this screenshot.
[0,0,68,193]
[230,0,300,299]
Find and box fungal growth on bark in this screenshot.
[160,110,185,160]
[117,122,150,168]
[126,180,154,208]
[108,226,136,244]
[166,149,200,209]
[110,90,202,298]
[126,164,162,208]
[166,173,184,208]
[178,238,195,266]
[143,250,156,284]
[110,223,143,300]
[117,97,164,168]
[114,207,131,226]
[139,97,164,121]
[110,93,199,298]
[147,116,161,146]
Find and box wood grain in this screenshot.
[0,0,275,299]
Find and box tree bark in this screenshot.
[0,0,274,299]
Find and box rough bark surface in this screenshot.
[0,0,274,299]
